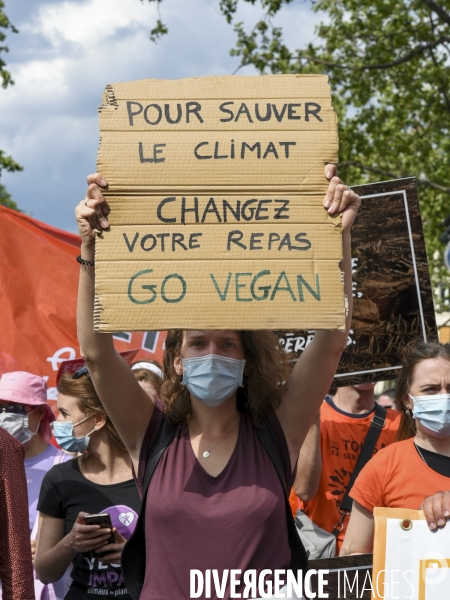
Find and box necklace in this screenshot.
[201,418,240,458]
[414,442,427,465]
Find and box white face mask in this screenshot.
[0,410,39,444]
[181,354,245,408]
[409,393,450,439]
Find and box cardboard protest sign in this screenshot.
[276,178,437,386]
[94,75,342,331]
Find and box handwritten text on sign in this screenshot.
[95,75,343,331]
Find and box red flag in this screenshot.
[0,206,165,404]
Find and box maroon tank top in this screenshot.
[137,405,294,600]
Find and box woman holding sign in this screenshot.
[340,340,450,556]
[75,165,360,600]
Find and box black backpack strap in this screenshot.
[332,403,386,535]
[122,419,177,600]
[141,419,178,495]
[255,415,308,574]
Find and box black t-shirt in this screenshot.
[414,444,450,477]
[38,458,140,600]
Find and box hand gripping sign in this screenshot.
[94,74,342,331]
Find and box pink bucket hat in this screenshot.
[0,371,54,419]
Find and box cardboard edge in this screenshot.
[99,84,118,111]
[373,507,426,520]
[93,232,104,332]
[324,71,340,150]
[97,84,119,171]
[96,320,347,333]
[109,73,330,93]
[93,294,103,332]
[372,510,387,600]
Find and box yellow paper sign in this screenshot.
[95,75,343,331]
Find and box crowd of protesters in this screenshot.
[1,166,450,600]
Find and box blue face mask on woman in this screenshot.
[409,393,450,439]
[52,415,96,453]
[182,354,245,408]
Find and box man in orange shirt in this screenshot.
[291,383,400,553]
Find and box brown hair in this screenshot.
[133,368,162,396]
[160,330,290,426]
[57,373,126,452]
[397,340,450,441]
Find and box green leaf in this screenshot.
[149,18,168,43]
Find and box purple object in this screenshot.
[100,504,138,539]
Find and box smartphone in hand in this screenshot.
[83,513,115,544]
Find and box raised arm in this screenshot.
[276,165,360,468]
[76,174,154,466]
[293,412,321,501]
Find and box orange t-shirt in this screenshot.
[289,488,301,515]
[350,438,450,512]
[298,398,400,552]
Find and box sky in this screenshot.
[0,0,320,233]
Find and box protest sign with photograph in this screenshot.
[276,178,437,386]
[94,74,344,331]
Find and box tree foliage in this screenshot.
[144,0,450,310]
[141,0,168,42]
[0,182,20,211]
[0,0,22,210]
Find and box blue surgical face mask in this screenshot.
[52,415,96,453]
[409,393,450,439]
[181,354,245,408]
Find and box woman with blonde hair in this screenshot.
[340,340,450,556]
[75,165,360,599]
[35,368,141,599]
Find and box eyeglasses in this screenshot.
[72,366,91,380]
[0,403,30,415]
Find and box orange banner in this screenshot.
[0,206,165,403]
